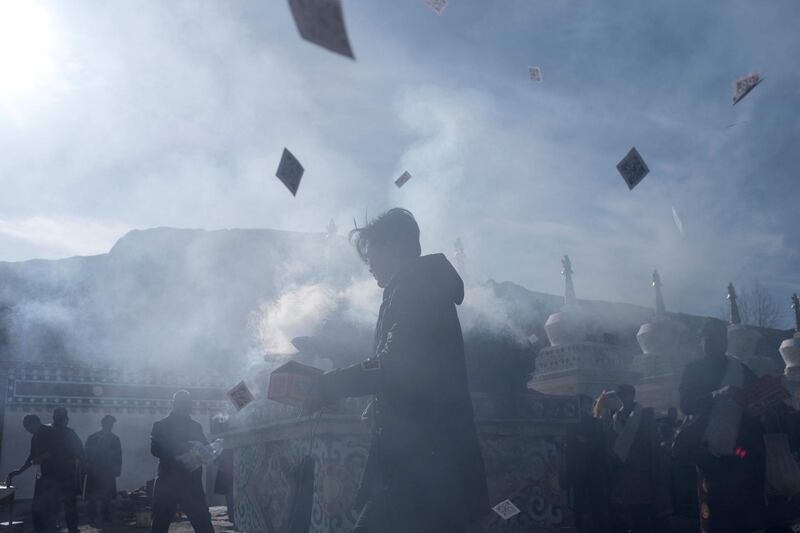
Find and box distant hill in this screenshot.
[0,227,793,380]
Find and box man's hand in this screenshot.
[5,470,21,485]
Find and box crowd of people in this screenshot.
[6,409,121,532]
[564,319,800,533]
[5,390,235,533]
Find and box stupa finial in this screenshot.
[653,269,666,317]
[562,255,576,306]
[792,293,800,333]
[727,283,742,325]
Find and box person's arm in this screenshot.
[312,283,443,407]
[150,423,168,459]
[5,455,33,484]
[112,436,122,477]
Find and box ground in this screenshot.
[7,505,236,533]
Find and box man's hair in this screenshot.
[101,414,117,425]
[616,383,636,399]
[349,208,421,263]
[53,407,68,421]
[23,414,41,426]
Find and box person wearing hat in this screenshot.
[84,414,122,523]
[149,390,214,533]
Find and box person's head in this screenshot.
[615,384,636,410]
[700,319,728,359]
[101,414,116,432]
[52,407,69,428]
[172,390,193,416]
[22,414,42,435]
[350,208,421,288]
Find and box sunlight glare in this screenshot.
[0,1,57,99]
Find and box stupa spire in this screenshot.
[792,293,800,333]
[727,283,742,325]
[653,269,666,317]
[562,255,576,306]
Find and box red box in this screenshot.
[268,361,323,407]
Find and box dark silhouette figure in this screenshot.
[4,414,54,533]
[600,384,671,533]
[562,395,611,533]
[84,414,122,523]
[149,390,214,533]
[307,208,489,533]
[43,407,83,533]
[678,320,762,533]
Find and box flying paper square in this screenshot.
[227,380,254,411]
[529,66,542,82]
[616,147,650,190]
[732,71,762,106]
[276,148,304,196]
[395,171,412,188]
[492,499,521,520]
[425,0,447,15]
[287,0,354,59]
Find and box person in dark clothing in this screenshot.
[600,385,671,533]
[84,414,122,523]
[149,390,214,533]
[306,208,490,533]
[43,407,83,533]
[678,320,763,533]
[562,395,610,533]
[213,448,235,529]
[5,414,54,533]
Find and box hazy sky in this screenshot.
[0,0,798,325]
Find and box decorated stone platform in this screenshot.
[222,392,580,533]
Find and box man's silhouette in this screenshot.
[5,414,54,533]
[84,414,122,523]
[45,407,83,533]
[307,208,489,533]
[149,390,214,533]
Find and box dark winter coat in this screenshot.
[42,424,83,492]
[150,412,208,484]
[84,430,122,499]
[318,253,490,528]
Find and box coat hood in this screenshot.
[396,253,465,305]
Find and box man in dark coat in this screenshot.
[678,320,763,533]
[600,385,671,533]
[84,414,122,523]
[5,414,55,533]
[307,208,490,533]
[43,407,83,533]
[149,390,214,533]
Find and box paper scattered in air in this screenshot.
[616,147,650,190]
[671,207,684,234]
[227,380,254,411]
[528,333,540,345]
[731,71,762,106]
[395,171,412,188]
[425,0,447,15]
[287,0,354,59]
[529,66,542,82]
[276,148,304,196]
[492,499,521,520]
